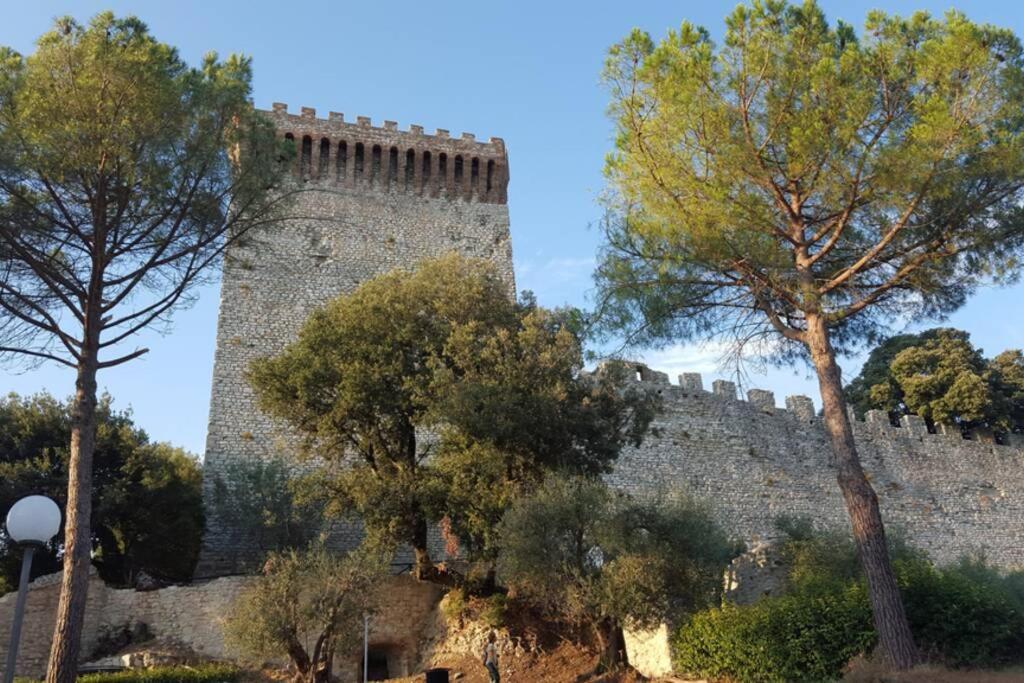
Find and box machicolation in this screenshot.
[267,103,508,204]
[198,104,514,576]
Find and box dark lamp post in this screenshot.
[3,495,61,683]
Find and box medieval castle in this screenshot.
[198,103,1024,576]
[5,102,1024,681]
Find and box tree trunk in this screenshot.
[45,330,100,683]
[594,618,627,673]
[805,314,918,669]
[412,516,433,580]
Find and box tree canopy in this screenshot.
[594,0,1024,666]
[249,253,657,579]
[224,542,387,683]
[498,477,736,670]
[0,392,203,591]
[845,328,1024,432]
[0,13,286,677]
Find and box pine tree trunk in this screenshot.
[806,314,918,669]
[45,328,100,683]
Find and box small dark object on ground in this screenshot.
[426,668,450,683]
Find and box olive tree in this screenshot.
[498,477,736,672]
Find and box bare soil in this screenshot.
[381,640,647,683]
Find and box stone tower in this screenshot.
[197,104,514,576]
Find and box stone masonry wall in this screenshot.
[0,569,247,679]
[606,363,1024,570]
[0,570,442,681]
[198,104,514,575]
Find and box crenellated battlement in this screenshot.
[598,360,1024,452]
[599,360,1024,570]
[262,103,509,204]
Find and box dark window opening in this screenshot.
[355,142,365,179]
[486,159,495,192]
[371,145,382,185]
[405,149,415,190]
[439,153,448,188]
[318,138,330,178]
[470,157,480,192]
[421,150,432,193]
[281,133,295,165]
[454,155,464,188]
[389,147,399,187]
[300,136,313,178]
[337,141,348,181]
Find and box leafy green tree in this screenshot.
[844,330,943,419]
[596,1,1024,666]
[0,392,204,591]
[991,349,1024,430]
[209,456,320,570]
[0,13,286,678]
[845,329,1024,433]
[498,477,736,671]
[224,542,387,683]
[887,330,996,429]
[249,254,656,580]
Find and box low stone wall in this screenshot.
[0,569,442,681]
[0,569,248,679]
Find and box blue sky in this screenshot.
[3,0,1023,455]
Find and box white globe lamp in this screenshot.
[6,495,61,546]
[3,495,62,683]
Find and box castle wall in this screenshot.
[606,366,1024,569]
[199,104,514,576]
[0,570,442,681]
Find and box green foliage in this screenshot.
[844,328,1024,432]
[76,665,241,683]
[0,11,286,371]
[440,586,469,623]
[498,477,736,631]
[0,392,203,589]
[224,542,387,682]
[844,330,944,419]
[209,455,318,568]
[674,525,1024,681]
[674,584,874,683]
[249,254,657,574]
[596,0,1024,363]
[480,593,508,628]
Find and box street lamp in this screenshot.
[3,495,61,683]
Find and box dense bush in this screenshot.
[899,559,1024,667]
[1,392,204,590]
[674,521,1024,681]
[76,665,241,683]
[673,583,874,683]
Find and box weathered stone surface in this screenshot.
[723,542,789,604]
[606,364,1024,570]
[0,570,443,681]
[622,623,674,678]
[198,105,514,575]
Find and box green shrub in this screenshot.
[77,664,241,683]
[480,593,507,628]
[899,559,1024,667]
[441,586,468,623]
[673,554,1024,682]
[673,583,874,683]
